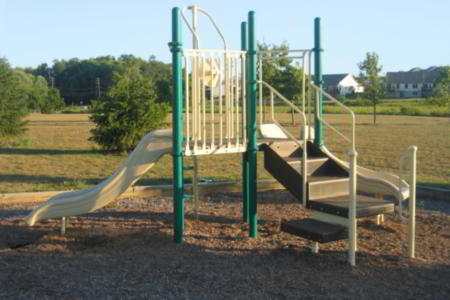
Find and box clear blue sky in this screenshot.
[1,0,448,75]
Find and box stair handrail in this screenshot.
[258,80,308,207]
[310,83,356,152]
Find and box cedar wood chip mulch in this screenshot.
[0,190,449,299]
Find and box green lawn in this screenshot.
[0,112,448,193]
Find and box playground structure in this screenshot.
[26,6,418,266]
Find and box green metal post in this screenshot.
[241,21,249,223]
[314,17,324,147]
[248,11,258,238]
[169,7,184,243]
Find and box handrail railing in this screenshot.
[183,50,247,156]
[181,6,228,50]
[258,80,308,207]
[257,49,313,128]
[310,83,356,152]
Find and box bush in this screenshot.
[341,99,372,106]
[89,64,169,152]
[400,106,421,116]
[0,58,29,139]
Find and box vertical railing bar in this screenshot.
[235,55,240,146]
[259,56,263,125]
[197,54,201,144]
[270,90,274,120]
[227,54,231,147]
[184,55,190,153]
[302,55,306,114]
[202,54,206,150]
[302,124,307,207]
[230,55,236,138]
[210,54,215,150]
[219,54,223,146]
[193,54,198,151]
[242,54,247,147]
[308,51,313,140]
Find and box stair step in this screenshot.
[307,195,395,218]
[267,140,327,158]
[287,157,329,175]
[281,218,347,243]
[308,176,349,200]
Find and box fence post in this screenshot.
[348,150,358,266]
[408,146,417,258]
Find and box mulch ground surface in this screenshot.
[0,190,449,299]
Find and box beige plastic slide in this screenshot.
[320,146,409,201]
[26,129,172,226]
[259,123,409,202]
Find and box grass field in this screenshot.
[0,112,448,193]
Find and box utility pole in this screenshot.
[51,77,54,88]
[96,77,101,98]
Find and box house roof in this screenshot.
[322,74,349,87]
[386,66,442,84]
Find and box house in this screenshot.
[385,66,442,98]
[322,73,364,97]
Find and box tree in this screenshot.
[0,58,29,139]
[432,66,449,105]
[89,63,169,152]
[39,88,65,113]
[257,42,307,124]
[358,52,383,124]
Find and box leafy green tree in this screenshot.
[0,58,29,139]
[432,66,449,106]
[89,63,169,152]
[358,52,384,124]
[258,42,290,97]
[39,88,65,113]
[32,76,49,110]
[258,42,307,123]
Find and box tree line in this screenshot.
[27,54,172,106]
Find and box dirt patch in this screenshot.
[0,191,449,299]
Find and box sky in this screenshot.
[1,0,449,75]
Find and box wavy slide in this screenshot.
[26,129,172,226]
[320,146,409,201]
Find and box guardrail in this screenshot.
[258,49,313,132]
[183,49,247,156]
[310,83,356,152]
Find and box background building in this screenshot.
[385,66,442,98]
[322,73,364,97]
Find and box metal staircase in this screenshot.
[263,140,394,243]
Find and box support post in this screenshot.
[313,17,324,147]
[61,217,66,235]
[169,7,184,243]
[408,146,417,258]
[248,11,258,238]
[348,150,358,266]
[241,21,250,223]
